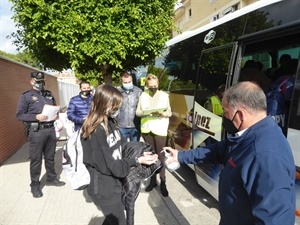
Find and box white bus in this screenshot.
[157,0,300,220]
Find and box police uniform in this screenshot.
[16,72,65,198]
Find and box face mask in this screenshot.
[122,82,133,90]
[222,111,241,134]
[33,81,44,91]
[148,87,158,95]
[110,109,120,118]
[81,90,91,97]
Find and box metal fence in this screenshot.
[57,79,79,111]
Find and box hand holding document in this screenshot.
[143,107,167,116]
[42,104,60,121]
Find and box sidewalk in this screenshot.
[0,141,219,225]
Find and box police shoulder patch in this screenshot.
[31,95,39,102]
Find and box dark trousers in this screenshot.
[100,202,126,225]
[88,191,126,225]
[28,127,57,186]
[142,132,167,179]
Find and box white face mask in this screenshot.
[110,109,120,118]
[105,109,120,118]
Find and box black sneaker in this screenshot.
[31,186,43,198]
[46,179,66,187]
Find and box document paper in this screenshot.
[42,104,60,121]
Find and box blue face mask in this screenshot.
[122,82,133,90]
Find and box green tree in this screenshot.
[10,0,176,84]
[0,49,41,69]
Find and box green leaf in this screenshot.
[9,0,177,84]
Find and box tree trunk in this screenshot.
[100,64,112,85]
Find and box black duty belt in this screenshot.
[39,122,55,130]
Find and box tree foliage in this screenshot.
[10,0,176,84]
[0,49,42,69]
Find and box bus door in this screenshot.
[192,43,238,200]
[287,56,300,167]
[290,55,300,222]
[230,24,300,220]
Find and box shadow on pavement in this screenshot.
[168,164,219,210]
[88,216,104,225]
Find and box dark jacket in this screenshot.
[116,86,142,129]
[122,141,162,225]
[178,116,295,225]
[16,89,56,122]
[67,94,92,131]
[81,119,135,206]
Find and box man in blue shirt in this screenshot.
[164,81,296,225]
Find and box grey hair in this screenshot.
[223,81,267,113]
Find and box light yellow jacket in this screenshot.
[204,95,223,116]
[136,90,172,136]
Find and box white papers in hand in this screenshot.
[42,104,60,121]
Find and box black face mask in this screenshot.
[148,88,158,95]
[222,111,242,134]
[81,90,91,97]
[33,81,45,91]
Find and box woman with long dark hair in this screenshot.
[81,84,158,225]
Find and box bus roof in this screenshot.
[166,0,281,47]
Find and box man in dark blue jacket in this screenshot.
[164,81,296,225]
[67,81,92,131]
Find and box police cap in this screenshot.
[31,72,45,81]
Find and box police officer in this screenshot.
[16,72,65,198]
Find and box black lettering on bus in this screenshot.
[193,111,214,136]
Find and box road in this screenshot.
[154,163,220,225]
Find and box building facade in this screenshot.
[173,0,258,37]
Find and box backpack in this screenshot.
[266,76,292,131]
[62,129,90,190]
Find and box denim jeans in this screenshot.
[119,128,140,142]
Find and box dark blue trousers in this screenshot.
[28,127,57,186]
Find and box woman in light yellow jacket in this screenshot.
[136,74,172,197]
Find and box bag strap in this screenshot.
[74,129,81,172]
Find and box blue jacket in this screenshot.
[67,94,92,131]
[178,116,295,225]
[16,89,56,122]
